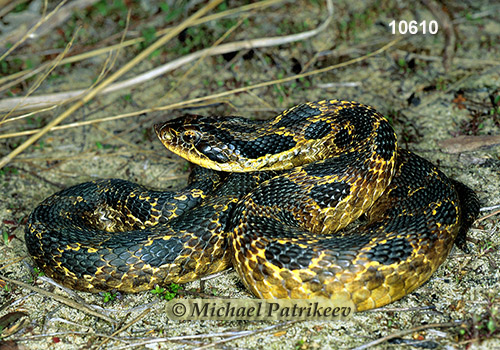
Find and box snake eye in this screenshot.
[180,130,201,145]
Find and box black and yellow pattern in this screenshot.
[25,99,479,311]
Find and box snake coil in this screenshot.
[26,100,479,311]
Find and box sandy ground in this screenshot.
[1,0,499,349]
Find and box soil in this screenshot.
[0,0,499,349]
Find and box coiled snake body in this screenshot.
[25,100,479,311]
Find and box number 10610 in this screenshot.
[389,20,439,35]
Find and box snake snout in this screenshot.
[154,122,174,142]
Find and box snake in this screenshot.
[25,99,479,311]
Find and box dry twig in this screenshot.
[351,321,465,350]
[0,274,116,324]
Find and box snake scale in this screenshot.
[25,99,479,311]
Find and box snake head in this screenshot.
[155,115,241,171]
[155,111,327,172]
